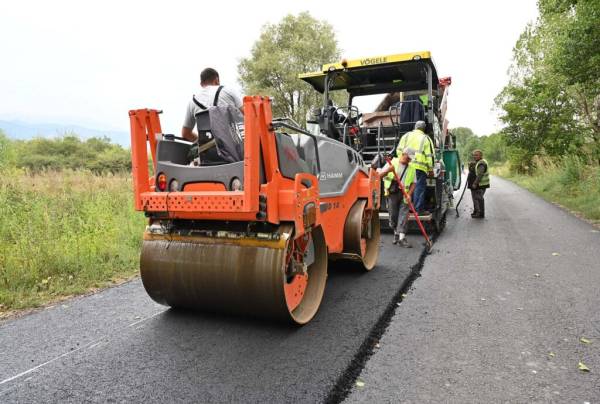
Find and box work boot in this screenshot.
[398,237,412,248]
[393,233,400,244]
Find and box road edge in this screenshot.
[324,235,436,404]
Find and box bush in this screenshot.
[558,155,583,186]
[9,135,131,173]
[507,147,536,175]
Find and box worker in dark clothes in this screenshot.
[466,161,476,189]
[469,149,490,218]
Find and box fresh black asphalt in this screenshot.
[0,229,423,402]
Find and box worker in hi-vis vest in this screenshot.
[469,149,490,218]
[396,121,434,215]
[377,148,417,248]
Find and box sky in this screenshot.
[0,0,539,143]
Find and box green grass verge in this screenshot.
[0,170,146,312]
[493,159,600,224]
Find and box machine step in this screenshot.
[378,212,433,222]
[408,213,432,222]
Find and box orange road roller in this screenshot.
[129,96,381,324]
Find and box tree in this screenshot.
[452,127,508,166]
[480,133,508,164]
[496,74,582,157]
[542,0,600,156]
[453,127,481,162]
[238,12,341,124]
[496,0,600,166]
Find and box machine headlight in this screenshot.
[169,179,179,192]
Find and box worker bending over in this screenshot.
[378,148,417,247]
[396,121,434,215]
[469,149,490,218]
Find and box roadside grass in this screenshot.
[493,157,600,224]
[0,169,145,312]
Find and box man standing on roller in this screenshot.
[181,67,244,142]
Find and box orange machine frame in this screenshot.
[129,96,380,250]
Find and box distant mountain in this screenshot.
[0,120,130,146]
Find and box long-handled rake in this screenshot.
[384,155,433,252]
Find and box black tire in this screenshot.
[434,210,446,233]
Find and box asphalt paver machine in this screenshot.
[299,51,461,232]
[129,96,381,325]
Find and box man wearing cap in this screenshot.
[396,121,434,215]
[377,148,417,247]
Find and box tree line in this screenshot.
[495,0,600,172]
[453,129,507,166]
[0,131,131,173]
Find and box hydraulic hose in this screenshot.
[455,173,469,217]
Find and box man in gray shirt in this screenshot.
[181,67,244,142]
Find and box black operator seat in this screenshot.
[191,106,244,165]
[318,102,344,141]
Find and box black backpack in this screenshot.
[187,86,224,164]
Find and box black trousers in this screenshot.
[471,188,486,216]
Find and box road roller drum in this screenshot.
[128,96,381,324]
[140,225,328,324]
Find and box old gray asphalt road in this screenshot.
[0,232,424,402]
[347,176,600,403]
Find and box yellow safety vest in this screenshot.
[383,158,416,201]
[475,159,490,187]
[396,129,434,173]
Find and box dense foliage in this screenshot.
[238,12,342,124]
[453,127,507,165]
[495,0,600,172]
[0,131,131,173]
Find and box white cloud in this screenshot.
[0,0,538,140]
